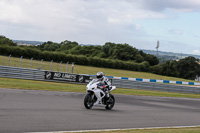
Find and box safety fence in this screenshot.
[0,55,75,73]
[89,75,200,86]
[0,65,92,84]
[0,65,200,94]
[112,79,200,94]
[0,65,44,81]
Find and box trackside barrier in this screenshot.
[112,79,200,94]
[0,65,44,81]
[0,65,93,84]
[88,75,200,94]
[0,65,200,94]
[89,75,200,86]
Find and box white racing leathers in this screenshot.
[96,76,112,103]
[98,76,111,88]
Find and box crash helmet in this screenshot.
[96,72,104,80]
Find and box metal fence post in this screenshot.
[30,58,33,69]
[50,60,53,71]
[40,59,43,70]
[59,61,62,72]
[66,62,69,73]
[8,54,11,66]
[71,62,74,73]
[20,56,23,68]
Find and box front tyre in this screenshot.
[84,93,94,109]
[105,94,115,110]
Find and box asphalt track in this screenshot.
[0,88,200,133]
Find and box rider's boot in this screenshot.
[105,90,109,97]
[94,98,102,105]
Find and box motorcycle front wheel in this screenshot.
[105,94,115,110]
[84,93,94,109]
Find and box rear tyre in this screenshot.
[105,94,115,110]
[84,94,94,109]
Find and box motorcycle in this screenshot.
[84,79,116,110]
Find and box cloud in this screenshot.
[192,34,200,38]
[0,0,168,27]
[192,50,200,55]
[130,0,200,12]
[0,0,27,23]
[1,0,199,28]
[169,29,184,35]
[0,0,200,47]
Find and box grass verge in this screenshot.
[0,77,200,99]
[70,127,200,133]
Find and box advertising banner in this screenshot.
[44,71,95,83]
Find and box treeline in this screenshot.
[152,57,200,80]
[35,41,159,66]
[0,36,17,46]
[1,35,200,80]
[0,36,153,72]
[0,45,150,72]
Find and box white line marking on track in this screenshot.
[27,125,200,133]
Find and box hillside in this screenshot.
[12,40,44,45]
[12,40,200,59]
[142,49,200,59]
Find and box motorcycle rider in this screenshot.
[96,72,111,89]
[94,72,111,105]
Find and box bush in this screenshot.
[150,65,162,74]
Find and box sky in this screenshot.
[0,0,200,55]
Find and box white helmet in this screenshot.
[96,72,104,79]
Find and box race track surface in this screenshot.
[0,88,200,133]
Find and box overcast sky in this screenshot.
[0,0,200,55]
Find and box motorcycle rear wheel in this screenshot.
[105,94,115,110]
[84,93,94,109]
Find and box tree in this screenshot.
[177,56,200,79]
[58,40,78,51]
[69,45,101,57]
[102,43,140,61]
[135,55,144,63]
[144,54,159,66]
[111,44,139,61]
[102,42,116,57]
[160,60,178,77]
[0,35,17,46]
[37,41,61,51]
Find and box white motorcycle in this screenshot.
[84,79,116,110]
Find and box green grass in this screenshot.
[0,77,85,92]
[1,77,200,99]
[70,127,200,133]
[0,55,197,82]
[1,55,200,98]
